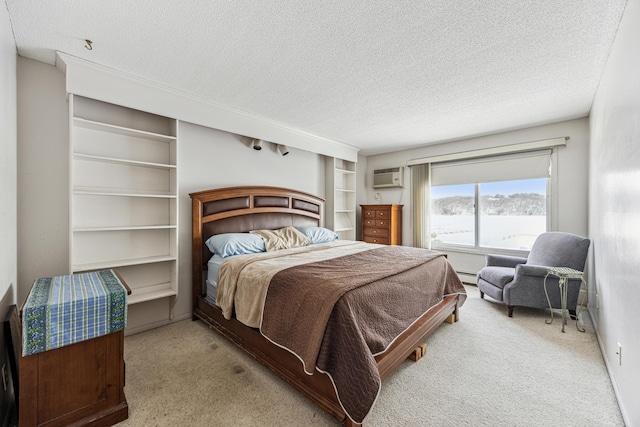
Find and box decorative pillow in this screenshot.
[205,233,266,258]
[250,226,311,251]
[296,226,339,244]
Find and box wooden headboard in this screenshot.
[190,186,325,306]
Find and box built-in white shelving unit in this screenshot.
[325,158,357,240]
[69,95,178,308]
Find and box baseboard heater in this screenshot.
[456,271,477,285]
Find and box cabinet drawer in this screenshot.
[363,209,389,218]
[363,236,390,245]
[374,210,390,219]
[364,219,388,228]
[364,227,389,238]
[363,209,376,218]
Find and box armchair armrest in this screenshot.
[486,254,528,268]
[514,263,553,279]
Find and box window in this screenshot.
[428,150,551,251]
[431,184,475,246]
[479,179,547,250]
[431,178,547,250]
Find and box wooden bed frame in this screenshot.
[190,186,461,426]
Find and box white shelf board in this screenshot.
[74,153,176,170]
[335,168,356,174]
[335,188,356,193]
[73,187,177,198]
[127,284,177,305]
[73,255,177,272]
[73,117,176,143]
[73,225,177,232]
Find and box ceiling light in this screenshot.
[251,139,263,150]
[277,144,289,156]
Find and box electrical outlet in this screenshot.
[374,192,380,201]
[616,343,622,366]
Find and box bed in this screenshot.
[190,186,466,426]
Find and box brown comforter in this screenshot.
[260,245,466,424]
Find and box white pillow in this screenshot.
[250,226,311,251]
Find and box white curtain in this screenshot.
[410,163,430,249]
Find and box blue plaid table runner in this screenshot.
[22,269,127,356]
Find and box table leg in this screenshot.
[559,276,567,333]
[544,273,553,325]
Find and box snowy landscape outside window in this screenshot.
[430,178,547,250]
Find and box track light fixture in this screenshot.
[251,139,263,150]
[277,144,289,156]
[252,139,263,150]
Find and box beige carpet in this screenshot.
[116,285,624,426]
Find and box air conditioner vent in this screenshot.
[373,167,404,188]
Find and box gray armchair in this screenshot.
[476,232,590,317]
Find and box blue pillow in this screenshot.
[205,233,266,258]
[296,226,339,244]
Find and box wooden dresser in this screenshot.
[7,271,130,427]
[361,204,403,245]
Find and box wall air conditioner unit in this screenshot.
[373,167,404,188]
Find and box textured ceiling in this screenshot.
[5,0,628,155]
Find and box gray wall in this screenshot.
[362,118,589,278]
[14,58,327,333]
[0,3,17,423]
[589,0,640,424]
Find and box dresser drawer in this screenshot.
[364,227,389,238]
[363,219,388,228]
[363,236,390,245]
[363,209,390,218]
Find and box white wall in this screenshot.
[589,0,640,424]
[363,118,589,277]
[1,0,17,307]
[1,2,18,421]
[355,153,368,240]
[16,57,70,304]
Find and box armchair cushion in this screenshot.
[477,266,515,289]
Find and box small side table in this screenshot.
[12,269,130,427]
[543,266,586,333]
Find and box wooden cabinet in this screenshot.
[69,95,178,310]
[361,204,403,245]
[325,158,357,240]
[7,304,128,427]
